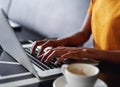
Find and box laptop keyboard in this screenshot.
[24,47,66,71]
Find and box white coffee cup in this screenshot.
[62,63,99,87]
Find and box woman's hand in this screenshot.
[41,46,88,64]
[30,39,62,57]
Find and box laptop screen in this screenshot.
[0,9,39,79]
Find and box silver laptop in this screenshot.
[0,8,71,81]
[0,9,99,80]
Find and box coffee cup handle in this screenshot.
[61,64,68,75]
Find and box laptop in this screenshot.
[0,8,66,80]
[0,9,99,81]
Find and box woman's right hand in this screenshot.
[30,39,62,58]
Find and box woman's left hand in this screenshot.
[41,46,87,64]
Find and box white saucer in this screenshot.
[53,76,107,87]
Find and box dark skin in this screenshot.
[30,14,120,64]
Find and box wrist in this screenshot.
[82,48,97,59]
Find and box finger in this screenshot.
[30,41,38,54]
[30,40,47,54]
[55,52,71,64]
[44,50,58,63]
[41,49,53,62]
[45,50,67,63]
[38,54,44,59]
[37,40,55,56]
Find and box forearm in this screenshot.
[57,31,91,47]
[57,14,92,47]
[85,48,120,63]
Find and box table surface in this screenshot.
[1,28,120,87]
[24,63,120,87]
